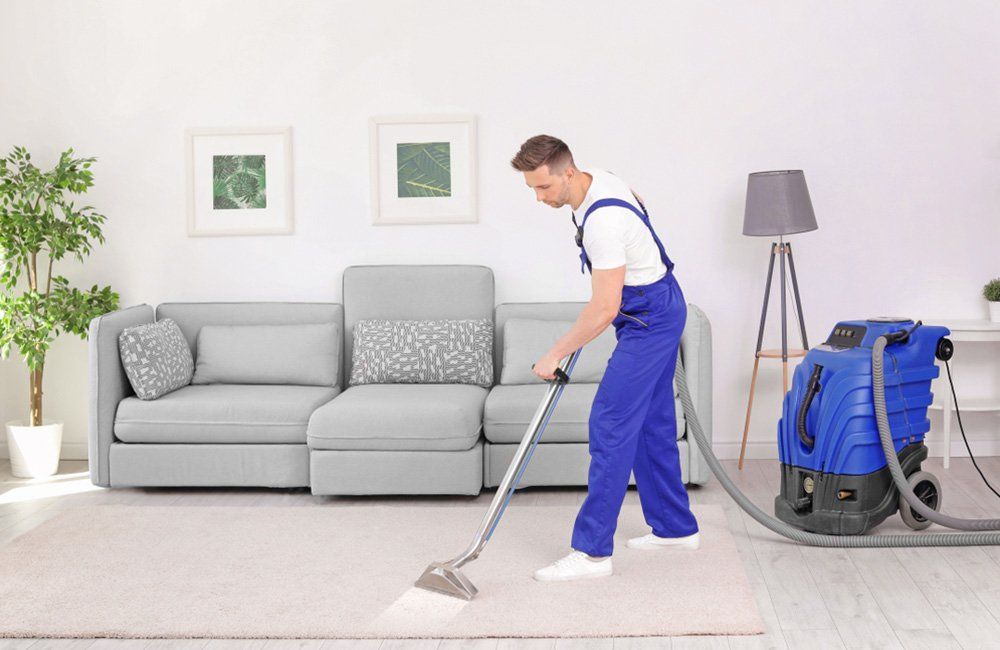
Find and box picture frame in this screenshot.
[369,114,477,225]
[185,126,294,236]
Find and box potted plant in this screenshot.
[0,146,119,478]
[985,278,1000,323]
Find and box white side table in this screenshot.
[924,319,1000,468]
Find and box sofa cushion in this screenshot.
[118,318,194,400]
[500,318,617,384]
[348,319,493,388]
[342,265,494,384]
[114,384,339,443]
[307,384,487,451]
[191,323,340,387]
[484,383,685,443]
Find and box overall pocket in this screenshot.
[618,297,650,327]
[617,309,649,327]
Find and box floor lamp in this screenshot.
[738,170,818,470]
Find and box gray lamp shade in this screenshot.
[742,170,818,236]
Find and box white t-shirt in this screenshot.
[576,167,668,286]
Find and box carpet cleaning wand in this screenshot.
[414,349,583,600]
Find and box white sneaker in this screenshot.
[627,531,700,550]
[533,550,613,582]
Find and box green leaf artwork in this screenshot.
[396,142,452,198]
[213,154,267,209]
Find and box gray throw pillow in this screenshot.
[118,318,195,400]
[349,319,493,387]
[191,322,340,387]
[501,318,617,384]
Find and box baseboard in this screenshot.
[61,442,88,460]
[0,442,88,461]
[924,439,1000,459]
[711,441,778,460]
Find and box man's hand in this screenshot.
[532,352,563,381]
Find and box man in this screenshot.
[510,135,700,582]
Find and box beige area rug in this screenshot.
[0,502,764,640]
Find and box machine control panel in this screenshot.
[822,323,867,350]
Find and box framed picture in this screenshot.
[186,127,293,236]
[369,114,477,225]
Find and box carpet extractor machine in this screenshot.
[417,317,1000,601]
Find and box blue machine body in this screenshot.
[777,319,950,476]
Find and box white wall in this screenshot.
[2,0,998,462]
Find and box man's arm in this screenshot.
[546,266,624,361]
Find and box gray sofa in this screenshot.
[88,264,712,494]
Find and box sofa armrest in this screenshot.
[679,303,713,485]
[88,304,154,487]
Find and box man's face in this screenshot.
[524,164,572,208]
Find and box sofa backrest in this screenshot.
[494,301,711,390]
[494,302,587,386]
[342,265,495,383]
[155,302,344,387]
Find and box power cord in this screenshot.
[945,359,1000,500]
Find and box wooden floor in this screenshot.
[4,457,1000,649]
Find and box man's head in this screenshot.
[510,135,580,208]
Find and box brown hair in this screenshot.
[510,135,575,173]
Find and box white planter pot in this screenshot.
[990,301,1000,324]
[5,419,63,478]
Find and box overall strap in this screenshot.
[573,195,675,275]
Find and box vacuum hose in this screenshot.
[673,334,1000,547]
[796,364,823,449]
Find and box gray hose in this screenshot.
[871,336,1000,531]
[673,334,1000,547]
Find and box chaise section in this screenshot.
[309,443,484,496]
[116,384,340,444]
[308,264,495,496]
[307,384,486,451]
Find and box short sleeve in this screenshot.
[582,210,627,269]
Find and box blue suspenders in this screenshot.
[572,196,675,276]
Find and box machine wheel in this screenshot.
[898,470,942,530]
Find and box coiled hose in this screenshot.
[673,334,1000,547]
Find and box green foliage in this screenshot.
[984,278,1000,302]
[0,146,119,371]
[212,154,266,209]
[396,142,452,198]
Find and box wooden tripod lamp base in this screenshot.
[737,240,810,470]
[739,348,807,470]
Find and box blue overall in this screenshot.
[569,196,699,557]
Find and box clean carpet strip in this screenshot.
[0,503,764,639]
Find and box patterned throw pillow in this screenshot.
[349,319,493,387]
[118,318,195,400]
